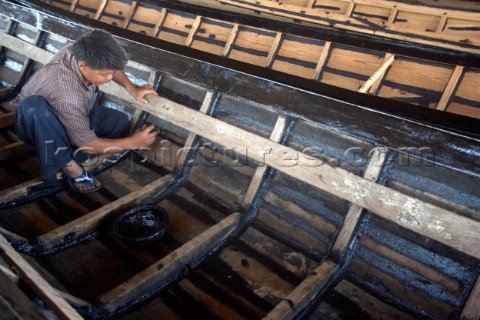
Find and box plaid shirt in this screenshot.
[12,44,98,146]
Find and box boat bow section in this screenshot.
[0,1,479,319]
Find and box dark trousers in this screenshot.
[15,95,129,183]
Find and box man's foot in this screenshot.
[62,160,102,193]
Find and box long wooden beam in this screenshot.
[0,233,85,320]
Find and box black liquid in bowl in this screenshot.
[113,205,168,246]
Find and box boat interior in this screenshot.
[0,0,479,319]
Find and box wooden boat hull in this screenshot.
[0,1,479,319]
[12,0,480,122]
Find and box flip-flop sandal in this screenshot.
[66,166,102,194]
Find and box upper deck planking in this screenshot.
[0,1,479,320]
[13,0,480,123]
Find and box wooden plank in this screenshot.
[264,32,283,68]
[99,212,241,309]
[358,54,395,93]
[0,32,52,65]
[312,41,331,80]
[185,15,202,47]
[99,83,480,259]
[0,233,84,320]
[153,8,167,38]
[436,65,463,111]
[0,111,14,129]
[307,0,316,9]
[222,24,239,57]
[241,115,288,207]
[36,174,175,248]
[460,275,480,320]
[331,147,388,253]
[265,260,339,320]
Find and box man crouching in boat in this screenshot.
[11,29,158,193]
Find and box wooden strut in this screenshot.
[357,54,395,94]
[264,147,388,320]
[185,15,202,47]
[436,65,464,111]
[312,41,331,81]
[222,23,239,57]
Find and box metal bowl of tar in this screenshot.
[113,205,168,246]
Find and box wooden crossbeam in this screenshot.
[241,115,288,207]
[312,41,331,81]
[460,275,480,320]
[123,1,138,29]
[264,32,283,68]
[358,54,395,93]
[0,233,84,320]
[222,24,239,57]
[153,8,167,38]
[185,16,202,47]
[436,65,463,111]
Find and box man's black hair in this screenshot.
[73,29,128,70]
